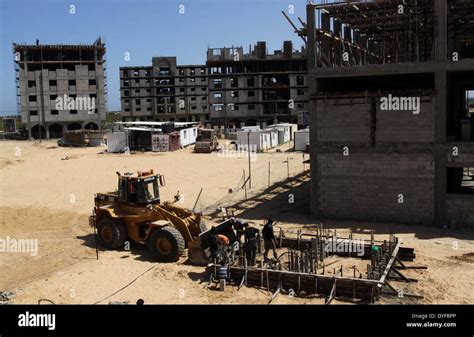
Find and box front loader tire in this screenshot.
[148,227,185,262]
[97,217,126,250]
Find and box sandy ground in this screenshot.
[1,140,473,305]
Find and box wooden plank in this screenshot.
[395,257,427,270]
[379,241,400,284]
[213,266,375,300]
[268,284,281,304]
[226,265,382,286]
[238,275,246,291]
[388,267,417,283]
[326,279,337,304]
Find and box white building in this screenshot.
[236,129,278,152]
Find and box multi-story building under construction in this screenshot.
[119,40,308,127]
[13,38,107,139]
[120,57,209,123]
[207,40,308,127]
[303,0,474,227]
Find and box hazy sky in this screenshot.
[0,0,310,115]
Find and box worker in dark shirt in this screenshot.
[232,218,246,243]
[262,219,278,261]
[208,227,219,261]
[243,223,259,266]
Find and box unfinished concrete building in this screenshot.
[206,41,308,127]
[13,38,107,139]
[301,1,474,227]
[120,57,209,123]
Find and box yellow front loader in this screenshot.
[90,170,231,264]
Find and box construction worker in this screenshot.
[208,227,219,261]
[243,223,259,266]
[216,233,230,247]
[262,218,278,261]
[232,218,246,243]
[208,227,230,264]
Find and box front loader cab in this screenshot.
[117,170,165,205]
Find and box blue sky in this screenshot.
[0,0,310,115]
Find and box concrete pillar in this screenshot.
[307,4,320,217]
[321,13,331,64]
[434,0,447,62]
[433,1,448,227]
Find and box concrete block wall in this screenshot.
[447,195,474,228]
[376,99,435,143]
[317,153,435,224]
[21,65,104,125]
[316,99,371,143]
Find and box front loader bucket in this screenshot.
[188,237,209,265]
[187,219,236,265]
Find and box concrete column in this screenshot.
[434,0,447,62]
[321,13,331,64]
[435,71,447,144]
[434,150,448,227]
[307,4,320,217]
[433,1,448,227]
[434,69,448,227]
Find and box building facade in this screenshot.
[119,40,308,127]
[207,41,308,127]
[120,57,209,123]
[13,38,106,139]
[305,1,474,227]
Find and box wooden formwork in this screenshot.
[207,264,380,302]
[207,228,425,303]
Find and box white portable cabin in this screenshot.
[266,129,279,148]
[237,129,278,152]
[266,125,290,145]
[267,123,298,140]
[294,128,310,151]
[106,132,128,153]
[240,126,261,132]
[179,126,198,147]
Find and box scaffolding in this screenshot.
[285,0,474,67]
